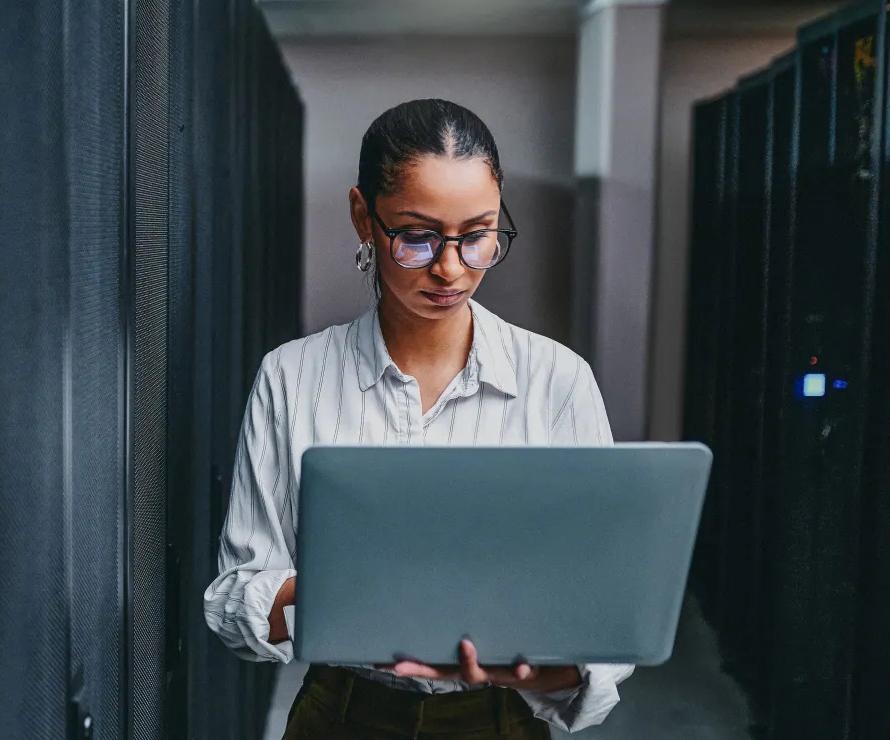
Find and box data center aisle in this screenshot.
[263,592,752,739]
[564,593,753,740]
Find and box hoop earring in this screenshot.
[355,240,374,272]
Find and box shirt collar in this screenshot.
[353,297,518,398]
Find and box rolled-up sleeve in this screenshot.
[516,355,635,732]
[515,663,635,733]
[203,349,297,663]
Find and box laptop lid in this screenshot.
[292,443,712,666]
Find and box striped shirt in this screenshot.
[202,296,635,733]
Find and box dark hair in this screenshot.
[356,98,505,299]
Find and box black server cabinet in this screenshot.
[685,96,728,615]
[854,8,890,739]
[686,2,890,736]
[717,69,772,694]
[166,2,305,739]
[756,50,799,730]
[706,90,740,640]
[1,1,304,738]
[1,2,129,739]
[686,61,792,724]
[685,92,740,635]
[684,99,726,461]
[766,6,884,737]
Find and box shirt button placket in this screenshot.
[405,378,420,445]
[395,374,411,445]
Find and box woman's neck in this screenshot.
[377,294,473,376]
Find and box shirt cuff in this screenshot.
[514,663,635,733]
[238,567,297,663]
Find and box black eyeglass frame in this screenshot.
[369,197,519,270]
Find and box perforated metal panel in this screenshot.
[129,1,170,737]
[164,0,194,734]
[0,2,70,738]
[2,2,129,738]
[65,1,127,738]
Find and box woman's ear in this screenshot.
[348,187,372,242]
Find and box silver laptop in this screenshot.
[291,443,712,666]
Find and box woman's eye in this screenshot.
[402,232,434,245]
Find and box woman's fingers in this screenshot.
[458,638,491,685]
[379,640,542,687]
[393,660,459,679]
[479,663,538,686]
[514,662,534,680]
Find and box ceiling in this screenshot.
[257,0,843,39]
[257,0,580,38]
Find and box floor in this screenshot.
[263,593,753,739]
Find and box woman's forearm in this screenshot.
[267,576,296,644]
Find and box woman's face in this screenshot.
[352,154,501,321]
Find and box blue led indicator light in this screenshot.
[803,373,826,397]
[833,379,848,390]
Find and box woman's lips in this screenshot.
[421,290,465,306]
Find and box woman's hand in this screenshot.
[373,638,584,693]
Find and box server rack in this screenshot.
[1,1,304,738]
[685,92,741,639]
[769,7,883,737]
[166,2,305,739]
[685,95,729,613]
[1,3,129,739]
[686,2,888,737]
[756,49,799,730]
[853,5,890,738]
[718,69,772,694]
[684,60,794,724]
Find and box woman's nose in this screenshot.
[429,242,466,280]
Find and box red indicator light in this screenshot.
[809,356,819,366]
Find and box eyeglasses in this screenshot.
[369,198,518,270]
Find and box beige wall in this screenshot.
[279,35,578,343]
[647,33,797,440]
[277,19,826,441]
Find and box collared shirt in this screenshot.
[202,297,635,733]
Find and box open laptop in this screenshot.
[290,443,712,667]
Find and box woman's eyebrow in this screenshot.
[395,210,498,227]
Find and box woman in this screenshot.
[203,98,634,739]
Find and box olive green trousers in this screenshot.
[282,664,552,740]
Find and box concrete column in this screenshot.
[571,0,665,441]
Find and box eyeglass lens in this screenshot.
[392,230,506,269]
